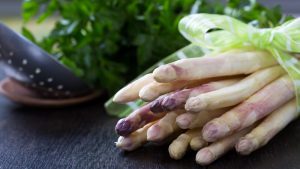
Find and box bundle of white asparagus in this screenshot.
[113,49,299,165]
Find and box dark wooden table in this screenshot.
[0,93,299,169]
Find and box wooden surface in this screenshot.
[0,93,299,169]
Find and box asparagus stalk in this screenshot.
[169,128,205,160]
[202,75,294,142]
[150,79,239,113]
[113,73,154,103]
[147,110,184,142]
[196,126,255,165]
[235,99,298,155]
[139,80,191,102]
[185,66,285,112]
[176,108,228,129]
[115,104,166,136]
[190,134,208,151]
[153,50,277,83]
[116,122,156,151]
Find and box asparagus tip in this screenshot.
[115,119,132,136]
[139,87,157,102]
[169,145,184,160]
[176,114,192,129]
[112,93,124,103]
[190,137,208,151]
[161,98,177,111]
[235,137,255,155]
[112,88,131,103]
[202,121,229,142]
[150,100,164,113]
[185,97,207,113]
[196,148,215,165]
[153,65,177,82]
[147,125,163,141]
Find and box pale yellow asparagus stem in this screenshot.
[190,133,208,151]
[236,99,298,155]
[139,79,211,102]
[139,80,191,102]
[113,73,154,103]
[153,50,277,83]
[147,110,184,141]
[176,108,228,129]
[196,126,254,165]
[116,122,156,151]
[185,66,285,112]
[202,75,294,142]
[169,128,203,160]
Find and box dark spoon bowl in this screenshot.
[0,23,94,99]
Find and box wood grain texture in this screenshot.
[0,94,299,169]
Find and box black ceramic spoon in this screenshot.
[0,22,95,100]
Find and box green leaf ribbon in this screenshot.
[105,13,300,117]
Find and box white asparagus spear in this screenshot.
[147,110,184,141]
[169,128,204,160]
[235,99,298,155]
[116,122,156,151]
[185,66,285,112]
[113,73,154,103]
[115,104,165,136]
[139,80,191,102]
[196,126,255,165]
[202,75,294,142]
[150,78,240,113]
[176,108,228,129]
[153,50,277,83]
[190,134,208,151]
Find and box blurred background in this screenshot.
[0,0,56,36]
[1,0,299,17]
[1,0,299,32]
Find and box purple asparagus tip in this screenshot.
[115,119,132,136]
[150,100,165,113]
[161,98,177,111]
